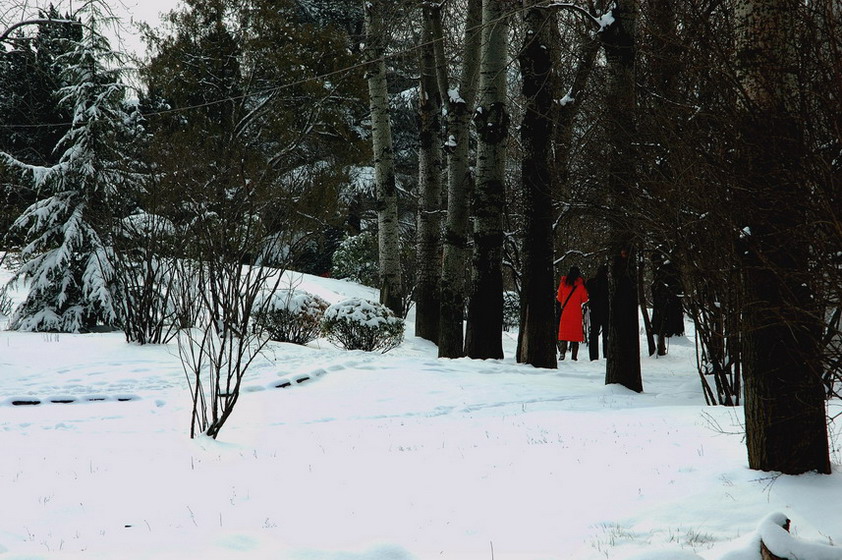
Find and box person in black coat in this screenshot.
[651,253,684,355]
[586,264,609,361]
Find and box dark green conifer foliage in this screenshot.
[0,8,81,241]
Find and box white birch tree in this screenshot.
[363,0,404,316]
[437,0,482,358]
[464,0,509,359]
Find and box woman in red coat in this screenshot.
[556,266,589,360]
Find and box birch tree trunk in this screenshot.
[601,0,643,392]
[364,0,404,316]
[735,0,831,474]
[438,0,482,358]
[414,1,444,342]
[464,0,508,359]
[516,2,557,368]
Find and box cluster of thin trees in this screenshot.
[1,0,840,470]
[367,0,840,476]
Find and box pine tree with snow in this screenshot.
[2,6,137,332]
[0,7,81,240]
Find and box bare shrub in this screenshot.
[112,212,181,344]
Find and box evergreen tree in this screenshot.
[294,0,364,41]
[140,0,368,272]
[0,8,80,241]
[2,5,136,332]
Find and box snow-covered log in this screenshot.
[721,512,841,560]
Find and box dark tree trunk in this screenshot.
[606,247,643,391]
[638,253,656,356]
[740,111,830,474]
[465,0,508,360]
[645,0,685,359]
[736,0,830,474]
[601,0,642,392]
[516,2,557,368]
[414,2,443,343]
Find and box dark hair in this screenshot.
[565,266,581,286]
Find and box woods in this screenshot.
[1,0,840,471]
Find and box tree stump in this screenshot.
[760,517,790,560]
[761,541,786,560]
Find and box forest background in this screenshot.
[0,0,840,481]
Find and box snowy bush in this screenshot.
[331,232,378,287]
[253,289,329,345]
[321,297,404,352]
[503,290,520,332]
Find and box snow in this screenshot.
[1,265,841,560]
[255,289,327,316]
[448,88,465,105]
[323,297,402,329]
[343,166,376,200]
[720,512,842,560]
[597,11,616,31]
[558,91,575,106]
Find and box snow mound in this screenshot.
[720,512,842,560]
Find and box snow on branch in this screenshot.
[0,151,60,190]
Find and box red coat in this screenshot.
[556,276,589,342]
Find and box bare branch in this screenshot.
[541,2,602,29]
[0,18,87,43]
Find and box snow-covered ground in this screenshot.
[1,266,841,560]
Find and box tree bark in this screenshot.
[516,2,557,368]
[638,253,656,356]
[465,0,509,359]
[438,0,482,358]
[645,0,685,358]
[601,0,643,392]
[364,0,404,316]
[414,1,444,342]
[735,0,830,474]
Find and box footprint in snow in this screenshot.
[3,394,141,407]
